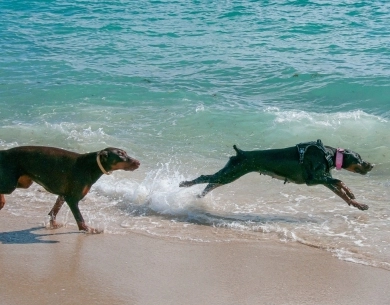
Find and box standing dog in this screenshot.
[0,146,140,233]
[180,140,373,210]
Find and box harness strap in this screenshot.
[296,139,334,169]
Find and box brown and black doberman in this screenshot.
[0,146,140,233]
[180,140,373,210]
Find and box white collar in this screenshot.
[96,153,111,175]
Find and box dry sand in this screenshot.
[1,210,390,305]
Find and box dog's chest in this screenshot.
[258,169,305,184]
[259,170,287,182]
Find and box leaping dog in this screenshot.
[180,140,373,210]
[0,146,140,233]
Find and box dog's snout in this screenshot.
[363,161,373,171]
[131,158,140,169]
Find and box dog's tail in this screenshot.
[233,145,244,156]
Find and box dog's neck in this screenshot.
[76,152,107,183]
[327,147,344,170]
[96,153,111,175]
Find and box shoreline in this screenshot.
[1,210,390,305]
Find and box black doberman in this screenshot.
[0,146,140,233]
[180,140,373,210]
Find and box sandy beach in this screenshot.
[0,209,389,305]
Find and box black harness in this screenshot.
[296,139,334,169]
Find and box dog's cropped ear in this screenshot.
[98,150,109,162]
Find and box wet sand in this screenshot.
[1,210,390,305]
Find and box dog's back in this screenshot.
[0,146,80,194]
[5,146,79,171]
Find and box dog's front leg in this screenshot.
[48,195,65,229]
[324,179,368,211]
[65,197,101,234]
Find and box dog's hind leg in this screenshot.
[48,195,65,229]
[179,174,215,187]
[180,145,249,196]
[0,175,19,210]
[198,183,223,198]
[1,175,33,211]
[179,161,246,188]
[195,165,245,196]
[16,175,33,188]
[180,163,248,198]
[0,194,5,210]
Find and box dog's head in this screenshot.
[341,149,373,175]
[98,147,140,172]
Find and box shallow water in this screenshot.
[1,0,390,269]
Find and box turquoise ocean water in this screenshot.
[1,1,390,269]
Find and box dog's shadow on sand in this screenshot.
[0,227,80,244]
[120,201,317,228]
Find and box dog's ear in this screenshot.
[99,150,109,162]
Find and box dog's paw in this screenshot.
[350,200,369,211]
[48,221,64,230]
[85,227,103,234]
[81,226,103,234]
[78,222,103,234]
[357,203,369,211]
